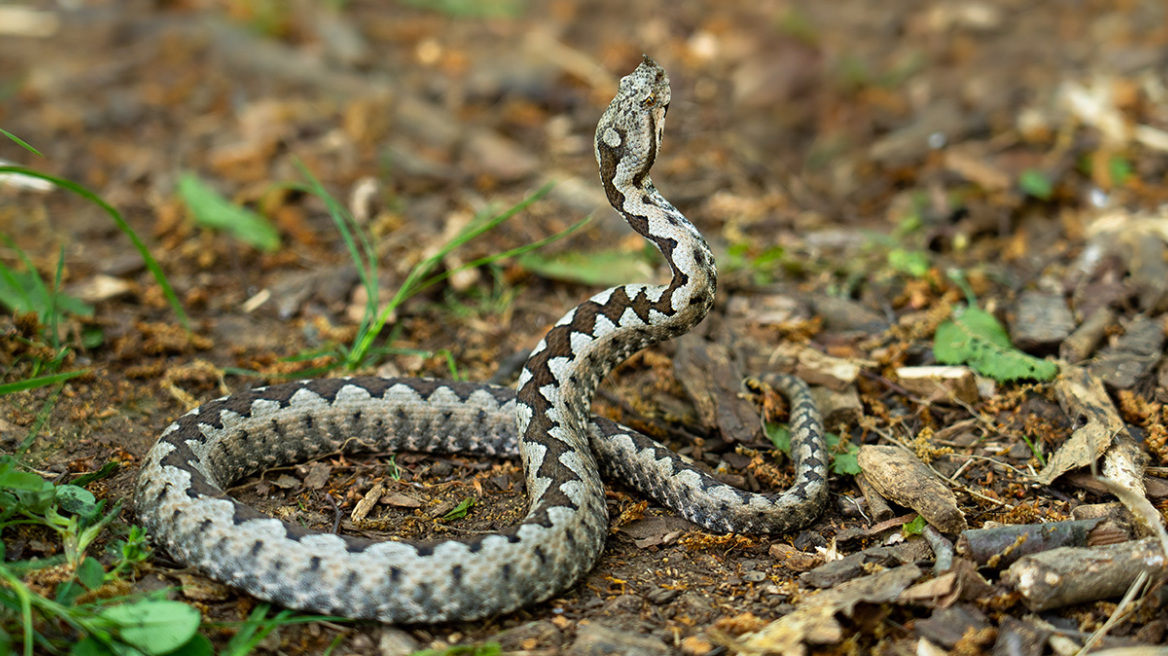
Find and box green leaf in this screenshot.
[934,306,1058,382]
[0,464,49,492]
[518,248,656,287]
[70,637,114,656]
[442,497,475,521]
[101,600,201,655]
[55,484,98,519]
[177,173,280,252]
[887,248,930,278]
[165,635,215,656]
[1109,155,1132,186]
[825,433,861,475]
[765,423,792,455]
[77,555,106,589]
[56,579,85,606]
[903,515,927,536]
[1018,168,1052,200]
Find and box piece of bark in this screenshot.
[1060,307,1116,363]
[895,366,979,405]
[1037,366,1125,485]
[350,480,385,522]
[771,343,866,392]
[1002,538,1166,611]
[567,622,670,656]
[956,519,1104,568]
[1010,290,1075,351]
[992,616,1049,656]
[1071,503,1138,542]
[1064,472,1168,499]
[1126,228,1168,310]
[857,445,968,533]
[769,543,823,572]
[914,605,991,650]
[673,335,762,442]
[855,474,895,523]
[808,385,863,431]
[1101,430,1151,504]
[1089,314,1164,390]
[739,565,923,656]
[806,295,889,335]
[800,539,931,589]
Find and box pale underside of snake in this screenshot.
[134,57,829,623]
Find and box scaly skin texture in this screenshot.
[133,57,828,623]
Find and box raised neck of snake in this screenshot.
[516,54,717,463]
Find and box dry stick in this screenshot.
[1003,537,1165,611]
[921,525,955,572]
[325,492,342,534]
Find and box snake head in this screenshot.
[595,56,672,202]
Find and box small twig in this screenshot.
[922,524,955,572]
[325,492,342,534]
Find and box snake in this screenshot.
[134,56,828,623]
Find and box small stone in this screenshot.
[496,620,562,651]
[376,628,421,656]
[566,622,670,656]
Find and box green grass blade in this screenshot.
[288,163,380,339]
[0,369,88,396]
[221,605,295,656]
[0,166,189,329]
[0,129,43,157]
[177,173,280,252]
[348,182,554,368]
[414,215,590,295]
[47,246,65,349]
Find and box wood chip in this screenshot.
[1037,365,1125,484]
[380,492,424,509]
[773,343,867,392]
[808,385,863,430]
[176,572,231,601]
[739,564,923,656]
[1009,290,1075,351]
[895,366,979,404]
[857,445,968,533]
[1089,314,1164,390]
[674,335,762,442]
[1060,306,1116,363]
[301,461,332,490]
[769,543,823,572]
[351,480,385,522]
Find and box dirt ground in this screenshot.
[2,0,1167,654]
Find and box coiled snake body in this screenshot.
[135,57,828,623]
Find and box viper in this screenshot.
[134,56,828,623]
